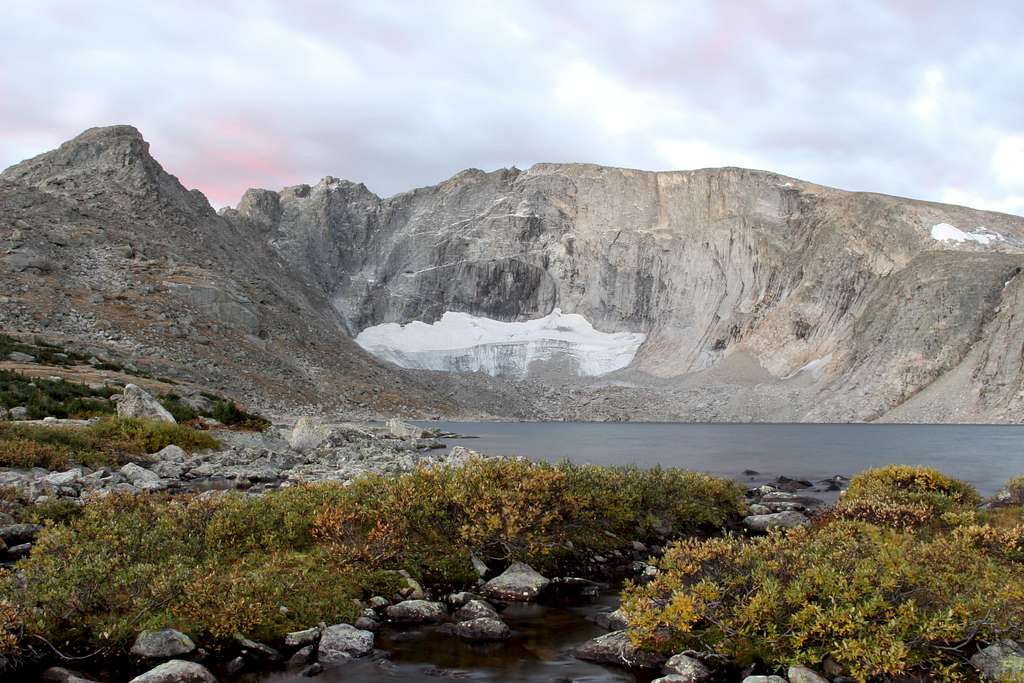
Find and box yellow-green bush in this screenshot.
[0,417,219,469]
[622,469,1024,683]
[1,458,744,660]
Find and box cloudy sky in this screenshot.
[3,1,1023,214]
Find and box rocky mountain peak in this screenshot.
[0,125,212,219]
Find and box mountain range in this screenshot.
[2,125,1023,422]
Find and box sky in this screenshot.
[2,1,1024,215]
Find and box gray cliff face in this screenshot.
[5,125,1024,422]
[223,162,1024,422]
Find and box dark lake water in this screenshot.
[424,421,1024,496]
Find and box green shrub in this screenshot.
[2,459,744,659]
[0,417,219,469]
[211,400,270,431]
[623,465,1024,683]
[0,370,117,419]
[835,465,981,529]
[158,394,197,423]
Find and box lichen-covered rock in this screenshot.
[971,640,1024,681]
[663,653,711,682]
[787,665,829,683]
[742,511,810,531]
[130,629,196,659]
[288,416,331,452]
[385,599,446,624]
[117,384,175,423]
[385,418,424,439]
[40,667,100,683]
[574,629,667,670]
[128,660,215,683]
[284,626,321,648]
[455,617,511,641]
[454,599,499,621]
[316,623,374,665]
[481,561,550,602]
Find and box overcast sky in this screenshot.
[2,1,1023,215]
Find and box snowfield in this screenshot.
[930,223,1004,245]
[355,309,647,377]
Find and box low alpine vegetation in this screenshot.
[622,467,1024,682]
[0,458,744,661]
[0,370,118,420]
[0,417,219,469]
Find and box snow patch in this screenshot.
[355,309,646,378]
[784,354,832,380]
[930,223,1004,245]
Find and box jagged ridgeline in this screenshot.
[3,126,1024,421]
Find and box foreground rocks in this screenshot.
[574,629,667,670]
[130,628,196,659]
[481,561,550,601]
[127,660,216,683]
[316,623,374,665]
[971,640,1024,680]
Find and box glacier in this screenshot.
[354,309,647,378]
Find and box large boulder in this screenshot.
[385,599,447,624]
[288,416,331,452]
[574,630,667,670]
[663,653,711,682]
[128,660,216,683]
[386,418,425,439]
[742,511,810,532]
[971,640,1024,681]
[130,629,196,659]
[117,384,175,423]
[316,623,374,666]
[454,599,499,621]
[455,617,511,641]
[481,561,550,602]
[120,463,164,490]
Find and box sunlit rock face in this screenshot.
[355,309,646,378]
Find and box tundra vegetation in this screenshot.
[622,465,1024,682]
[0,458,744,664]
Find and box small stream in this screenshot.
[255,590,650,683]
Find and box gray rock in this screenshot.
[8,351,35,363]
[317,623,374,665]
[127,660,215,683]
[287,645,314,669]
[10,406,28,420]
[0,523,42,544]
[663,653,711,682]
[385,418,425,439]
[288,416,331,452]
[354,615,380,632]
[284,626,321,648]
[44,468,83,487]
[5,542,31,559]
[788,665,829,683]
[741,677,788,683]
[742,511,810,531]
[455,617,511,641]
[235,634,281,660]
[40,667,101,682]
[594,608,629,631]
[454,599,498,621]
[574,629,667,670]
[385,599,446,624]
[117,384,175,423]
[971,640,1024,681]
[120,463,163,489]
[130,628,196,659]
[154,444,186,460]
[481,561,550,602]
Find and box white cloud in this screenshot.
[992,135,1024,187]
[911,68,945,122]
[654,138,768,172]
